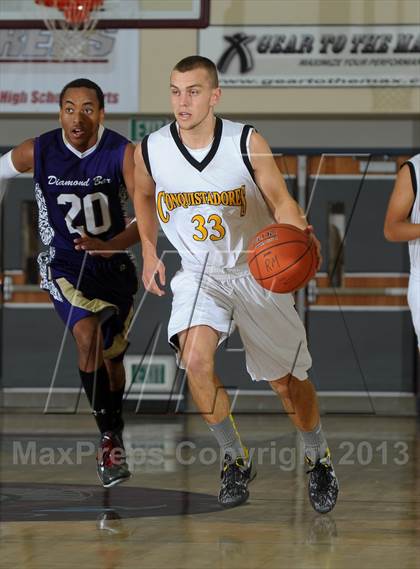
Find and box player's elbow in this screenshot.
[383,223,398,242]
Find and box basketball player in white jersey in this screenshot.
[384,155,420,401]
[133,56,338,512]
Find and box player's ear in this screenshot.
[99,108,105,123]
[210,87,221,107]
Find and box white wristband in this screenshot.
[0,150,20,205]
[0,150,20,181]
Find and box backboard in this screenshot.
[0,0,209,29]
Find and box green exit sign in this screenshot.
[131,363,165,385]
[130,118,171,142]
[124,355,176,393]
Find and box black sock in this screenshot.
[110,383,125,433]
[79,365,115,434]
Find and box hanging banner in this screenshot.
[0,29,139,112]
[199,26,420,87]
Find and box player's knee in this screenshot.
[183,350,213,380]
[270,379,289,396]
[73,318,102,358]
[269,374,298,397]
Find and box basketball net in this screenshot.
[34,0,105,60]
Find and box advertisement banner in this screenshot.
[199,26,420,87]
[0,29,139,112]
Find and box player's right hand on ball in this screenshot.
[142,255,166,296]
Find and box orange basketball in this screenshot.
[247,224,318,293]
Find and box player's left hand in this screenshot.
[73,236,115,257]
[305,225,322,271]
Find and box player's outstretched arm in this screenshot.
[250,131,321,266]
[0,139,34,204]
[133,142,166,296]
[384,164,420,242]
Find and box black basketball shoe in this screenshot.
[97,431,131,488]
[218,454,256,508]
[306,449,339,514]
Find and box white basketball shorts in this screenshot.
[168,264,312,382]
[408,269,420,349]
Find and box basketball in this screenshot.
[247,224,318,293]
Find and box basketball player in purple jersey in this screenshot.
[0,79,138,487]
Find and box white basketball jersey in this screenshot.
[406,154,420,272]
[143,118,274,269]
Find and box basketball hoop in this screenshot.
[34,0,105,60]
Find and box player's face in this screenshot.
[170,68,221,131]
[59,87,104,151]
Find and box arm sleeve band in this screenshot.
[0,150,21,181]
[0,150,21,205]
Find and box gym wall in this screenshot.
[1,0,419,414]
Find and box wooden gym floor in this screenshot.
[1,412,419,569]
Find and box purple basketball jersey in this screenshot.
[34,127,130,255]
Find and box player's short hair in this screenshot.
[173,56,219,88]
[59,78,105,109]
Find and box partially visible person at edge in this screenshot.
[385,153,420,409]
